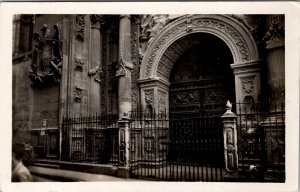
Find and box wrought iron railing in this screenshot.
[128,108,225,181]
[233,101,285,182]
[61,114,119,165]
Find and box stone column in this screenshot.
[264,15,285,109]
[88,15,102,115]
[116,15,133,119]
[13,15,21,57]
[222,101,239,179]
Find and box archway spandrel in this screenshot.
[140,15,259,79]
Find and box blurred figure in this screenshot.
[12,143,32,182]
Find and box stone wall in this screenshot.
[12,60,32,143]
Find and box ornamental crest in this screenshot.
[29,24,62,87]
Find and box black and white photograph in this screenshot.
[0,2,299,192]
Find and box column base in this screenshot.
[223,171,240,182]
[117,166,130,179]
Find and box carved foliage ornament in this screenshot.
[144,16,250,78]
[88,65,103,84]
[75,15,85,41]
[90,14,103,28]
[29,24,62,87]
[240,75,255,95]
[115,54,134,77]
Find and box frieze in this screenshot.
[29,24,62,87]
[240,75,255,96]
[75,15,85,41]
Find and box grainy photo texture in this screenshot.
[12,14,285,182]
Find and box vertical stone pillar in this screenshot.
[88,15,102,115]
[222,101,239,179]
[13,15,21,57]
[116,15,133,119]
[231,60,261,113]
[117,118,130,178]
[264,15,285,109]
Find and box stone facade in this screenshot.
[12,14,285,177]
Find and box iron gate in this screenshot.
[129,110,225,181]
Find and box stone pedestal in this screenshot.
[221,101,239,179]
[137,77,170,115]
[117,118,130,178]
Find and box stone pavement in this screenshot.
[29,166,141,182]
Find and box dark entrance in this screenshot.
[129,33,235,181]
[168,33,235,171]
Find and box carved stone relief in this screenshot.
[139,15,170,61]
[263,15,285,49]
[142,15,255,79]
[75,15,85,41]
[158,90,166,114]
[90,14,103,28]
[73,86,83,103]
[29,24,62,87]
[144,89,154,105]
[240,75,255,96]
[74,56,85,71]
[88,66,103,83]
[170,91,199,106]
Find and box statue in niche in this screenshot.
[29,24,62,87]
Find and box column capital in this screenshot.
[120,14,131,19]
[231,59,262,75]
[90,14,103,29]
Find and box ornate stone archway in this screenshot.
[138,15,261,114]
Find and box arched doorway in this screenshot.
[136,15,261,181]
[169,33,235,114]
[167,32,235,168]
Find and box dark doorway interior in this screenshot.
[168,33,235,165]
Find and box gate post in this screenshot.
[221,101,239,180]
[117,116,130,178]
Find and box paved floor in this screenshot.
[29,166,140,182]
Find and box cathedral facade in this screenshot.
[12,14,285,181]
